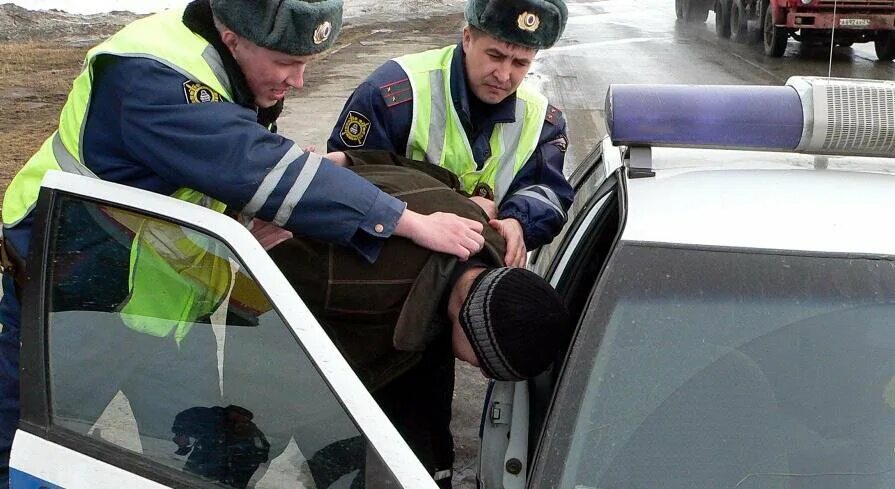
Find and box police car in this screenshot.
[478,76,895,489]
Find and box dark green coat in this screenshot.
[269,151,506,391]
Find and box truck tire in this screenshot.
[730,0,749,42]
[678,0,710,23]
[875,32,895,61]
[762,4,787,56]
[686,1,710,23]
[715,0,732,38]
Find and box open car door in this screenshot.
[12,171,436,489]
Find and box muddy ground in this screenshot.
[0,4,485,487]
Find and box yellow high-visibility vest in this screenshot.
[393,45,548,203]
[3,7,237,342]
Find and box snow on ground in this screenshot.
[7,0,466,21]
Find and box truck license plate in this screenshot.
[840,18,871,27]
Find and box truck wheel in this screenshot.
[687,1,710,23]
[875,32,895,61]
[679,0,709,23]
[715,0,732,38]
[762,4,787,56]
[730,0,749,42]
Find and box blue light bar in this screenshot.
[607,77,895,159]
[606,84,805,150]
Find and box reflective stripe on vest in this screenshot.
[393,46,548,204]
[3,7,236,342]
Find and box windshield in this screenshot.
[547,242,895,489]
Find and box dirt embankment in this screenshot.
[0,3,139,42]
[0,4,139,192]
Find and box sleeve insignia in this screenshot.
[545,104,563,125]
[183,81,221,104]
[379,78,413,108]
[340,111,372,147]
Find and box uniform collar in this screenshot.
[451,44,518,130]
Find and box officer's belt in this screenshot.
[0,237,27,296]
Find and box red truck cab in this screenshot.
[677,0,895,60]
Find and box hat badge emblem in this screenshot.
[313,21,332,45]
[517,11,540,32]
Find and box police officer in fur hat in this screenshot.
[328,0,574,269]
[0,1,487,485]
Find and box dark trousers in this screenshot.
[0,275,21,489]
[373,334,456,489]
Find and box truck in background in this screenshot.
[676,0,895,61]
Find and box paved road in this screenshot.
[533,0,895,170]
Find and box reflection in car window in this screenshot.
[46,196,401,488]
[551,243,895,489]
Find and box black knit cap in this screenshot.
[210,0,343,55]
[459,268,570,381]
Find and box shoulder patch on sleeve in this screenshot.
[545,104,563,125]
[182,80,221,104]
[340,111,372,148]
[379,78,412,108]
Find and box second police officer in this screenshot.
[329,0,575,267]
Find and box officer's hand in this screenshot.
[324,151,351,167]
[395,209,484,260]
[469,196,498,220]
[489,218,526,267]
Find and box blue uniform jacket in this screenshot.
[5,55,406,263]
[327,44,573,249]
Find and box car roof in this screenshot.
[619,147,895,256]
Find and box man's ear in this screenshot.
[462,26,473,53]
[220,29,239,55]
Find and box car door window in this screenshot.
[39,194,403,488]
[530,141,616,276]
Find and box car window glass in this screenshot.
[549,243,895,489]
[544,192,613,287]
[530,157,611,275]
[45,196,402,488]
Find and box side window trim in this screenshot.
[21,171,437,488]
[548,192,613,288]
[544,173,620,287]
